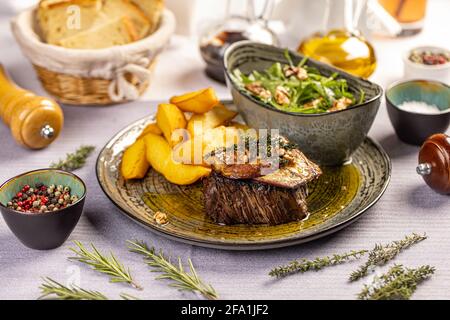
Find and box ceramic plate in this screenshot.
[96,110,391,250]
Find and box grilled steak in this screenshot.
[203,136,321,225]
[204,172,310,225]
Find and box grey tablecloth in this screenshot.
[0,100,449,300]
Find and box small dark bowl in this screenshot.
[386,80,450,146]
[224,41,383,166]
[0,169,86,250]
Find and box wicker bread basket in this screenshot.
[11,8,175,105]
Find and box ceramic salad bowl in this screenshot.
[224,41,383,166]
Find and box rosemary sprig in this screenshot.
[50,145,95,171]
[350,233,427,282]
[269,249,368,278]
[69,241,142,290]
[358,264,435,300]
[39,277,108,300]
[128,240,218,300]
[120,293,141,300]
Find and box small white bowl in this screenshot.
[403,46,450,84]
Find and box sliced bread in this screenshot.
[38,0,103,45]
[131,0,164,33]
[58,16,138,49]
[101,0,151,39]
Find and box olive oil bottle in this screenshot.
[297,0,377,78]
[298,29,376,78]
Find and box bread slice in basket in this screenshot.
[37,0,103,45]
[132,0,164,33]
[37,0,163,48]
[101,0,151,39]
[58,16,138,49]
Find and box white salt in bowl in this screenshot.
[386,79,450,146]
[403,46,450,84]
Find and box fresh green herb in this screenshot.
[69,241,141,290]
[358,264,435,300]
[298,56,308,68]
[39,277,108,300]
[350,233,427,282]
[269,249,368,278]
[284,49,294,67]
[233,51,365,114]
[120,293,141,300]
[128,240,218,300]
[50,145,95,171]
[206,133,298,168]
[358,88,366,105]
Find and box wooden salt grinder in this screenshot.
[0,65,63,149]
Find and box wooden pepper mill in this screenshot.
[0,65,63,149]
[417,133,450,195]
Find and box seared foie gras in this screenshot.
[203,136,321,225]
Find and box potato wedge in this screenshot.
[173,135,206,166]
[145,133,211,185]
[156,103,187,146]
[170,88,219,114]
[204,126,241,153]
[121,138,150,180]
[144,133,170,174]
[137,122,162,139]
[187,104,238,138]
[173,126,241,166]
[164,160,211,185]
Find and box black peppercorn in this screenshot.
[7,183,78,214]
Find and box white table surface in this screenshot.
[0,0,449,300]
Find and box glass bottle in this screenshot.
[378,0,428,36]
[199,0,278,83]
[298,0,377,78]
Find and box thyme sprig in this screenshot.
[350,233,427,282]
[39,277,108,300]
[269,249,368,278]
[128,240,218,300]
[358,264,435,300]
[50,145,95,171]
[69,241,142,290]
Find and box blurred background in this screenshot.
[0,0,447,99]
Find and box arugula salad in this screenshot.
[232,51,365,114]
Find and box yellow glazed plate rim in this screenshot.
[96,106,391,250]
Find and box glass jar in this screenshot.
[199,0,278,83]
[378,0,428,36]
[298,0,377,78]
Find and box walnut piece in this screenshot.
[329,97,353,112]
[275,86,290,105]
[283,66,308,80]
[303,98,323,109]
[153,211,168,225]
[245,82,272,100]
